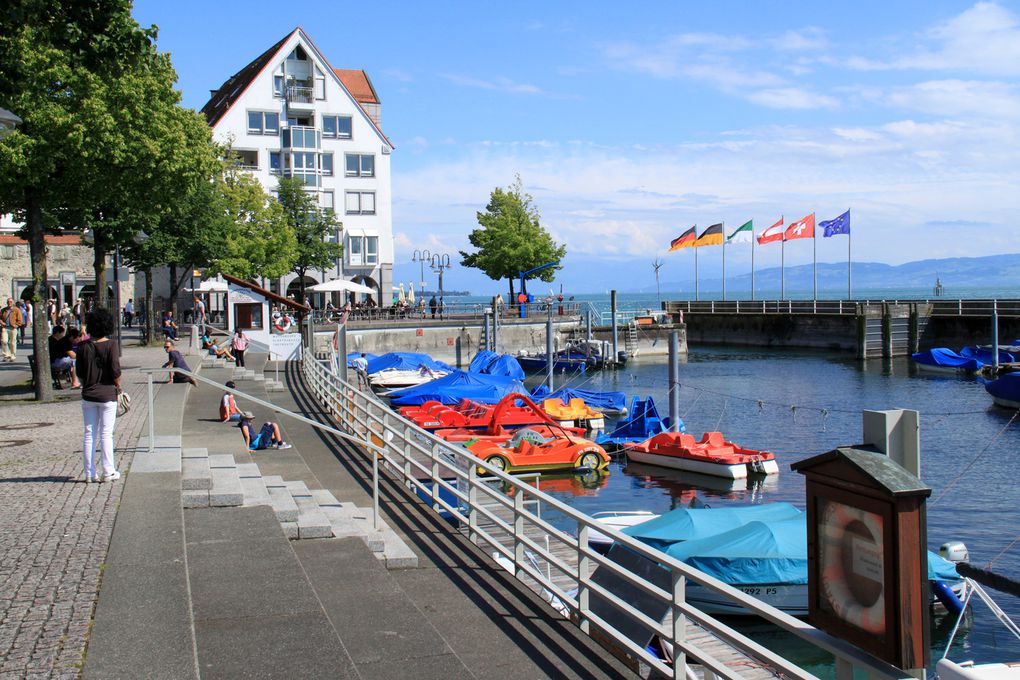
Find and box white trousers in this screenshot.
[82,400,118,477]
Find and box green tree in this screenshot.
[460,176,565,301]
[275,176,342,307]
[0,0,158,401]
[210,166,297,280]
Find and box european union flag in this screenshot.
[820,210,850,237]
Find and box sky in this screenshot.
[133,0,1020,295]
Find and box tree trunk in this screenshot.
[26,192,53,402]
[296,269,306,320]
[93,238,108,309]
[144,267,154,345]
[168,262,178,318]
[508,278,515,303]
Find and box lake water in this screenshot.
[521,345,1020,674]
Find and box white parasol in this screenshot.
[407,283,415,305]
[308,279,376,295]
[398,283,406,304]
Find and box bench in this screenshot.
[28,354,74,390]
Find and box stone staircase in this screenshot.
[200,353,284,391]
[180,446,417,568]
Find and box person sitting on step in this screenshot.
[220,381,241,422]
[201,333,235,361]
[238,411,291,450]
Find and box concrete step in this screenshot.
[208,454,235,469]
[182,491,210,508]
[264,380,284,392]
[209,466,244,507]
[264,476,299,523]
[181,456,212,491]
[182,447,208,459]
[293,496,333,540]
[373,528,420,569]
[239,475,272,507]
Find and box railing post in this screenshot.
[147,372,154,454]
[835,658,854,680]
[372,448,380,530]
[467,464,479,543]
[577,522,591,634]
[514,489,525,575]
[672,571,686,680]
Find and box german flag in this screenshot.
[669,226,697,251]
[693,223,724,247]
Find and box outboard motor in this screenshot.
[940,541,970,563]
[617,350,628,365]
[934,541,970,617]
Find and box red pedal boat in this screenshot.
[465,430,610,474]
[400,393,565,432]
[626,431,778,479]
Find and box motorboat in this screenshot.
[621,502,803,552]
[626,431,778,479]
[587,511,660,550]
[369,366,448,389]
[961,346,1015,364]
[468,350,526,381]
[985,372,1020,409]
[596,396,670,448]
[911,348,982,374]
[386,370,528,406]
[516,351,592,374]
[542,397,605,430]
[464,430,610,474]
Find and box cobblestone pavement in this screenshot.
[0,342,167,679]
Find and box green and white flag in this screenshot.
[728,220,753,244]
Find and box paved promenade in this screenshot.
[0,331,168,679]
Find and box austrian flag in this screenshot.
[784,213,815,241]
[756,217,785,245]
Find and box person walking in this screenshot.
[17,299,29,345]
[75,309,122,483]
[124,299,134,328]
[231,328,248,368]
[193,296,206,335]
[428,295,438,319]
[1,297,23,362]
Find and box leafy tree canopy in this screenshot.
[460,175,565,299]
[275,176,342,303]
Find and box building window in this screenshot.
[320,153,333,176]
[269,151,281,174]
[1,245,15,259]
[233,303,263,330]
[273,75,284,97]
[321,191,334,211]
[315,74,326,100]
[232,149,258,169]
[344,191,375,215]
[247,111,279,135]
[290,152,318,187]
[365,236,378,264]
[322,115,352,139]
[345,235,378,266]
[345,153,374,177]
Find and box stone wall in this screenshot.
[1,241,94,300]
[682,313,859,351]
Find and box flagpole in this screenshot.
[780,217,785,300]
[695,247,700,301]
[722,223,727,301]
[847,209,852,299]
[751,225,756,301]
[812,214,817,300]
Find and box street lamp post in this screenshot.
[429,253,451,319]
[411,249,431,299]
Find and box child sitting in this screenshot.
[238,411,292,450]
[220,381,241,422]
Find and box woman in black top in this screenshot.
[75,309,122,483]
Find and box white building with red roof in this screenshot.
[202,27,394,307]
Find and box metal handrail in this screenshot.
[663,298,1020,318]
[298,352,910,680]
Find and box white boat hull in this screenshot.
[991,396,1020,409]
[914,363,974,375]
[626,450,778,479]
[587,511,659,548]
[371,369,447,388]
[937,659,1020,680]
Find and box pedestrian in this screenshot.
[238,411,291,450]
[429,295,438,319]
[352,352,369,374]
[73,298,85,328]
[193,296,206,334]
[75,308,122,483]
[231,328,248,368]
[438,296,445,320]
[17,299,29,345]
[0,297,23,362]
[162,339,196,384]
[59,302,73,328]
[124,299,134,328]
[49,325,82,389]
[220,381,241,422]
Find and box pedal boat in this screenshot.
[465,432,610,475]
[625,431,778,479]
[542,397,605,430]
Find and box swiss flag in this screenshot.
[784,213,815,241]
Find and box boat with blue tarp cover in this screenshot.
[911,348,983,374]
[366,352,452,374]
[620,502,803,552]
[595,396,669,448]
[961,346,1015,364]
[530,385,628,414]
[985,371,1020,409]
[469,351,526,381]
[385,370,528,406]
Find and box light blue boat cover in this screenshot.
[346,352,378,367]
[660,516,960,586]
[530,385,627,412]
[986,372,1020,404]
[469,351,526,380]
[961,346,1015,364]
[623,503,803,552]
[366,352,451,375]
[911,348,982,371]
[386,370,528,406]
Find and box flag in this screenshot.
[757,217,784,245]
[727,220,753,244]
[820,210,850,237]
[694,223,724,247]
[669,226,697,251]
[784,213,815,241]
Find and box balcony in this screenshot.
[281,126,320,150]
[286,85,315,113]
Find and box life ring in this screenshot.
[818,501,886,634]
[274,317,292,332]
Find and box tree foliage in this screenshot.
[275,176,342,305]
[460,176,565,300]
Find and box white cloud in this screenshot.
[885,79,1020,118]
[772,27,828,51]
[746,88,839,110]
[442,74,546,95]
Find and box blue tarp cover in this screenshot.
[386,370,528,406]
[346,352,378,367]
[911,348,982,371]
[961,346,1015,364]
[469,351,526,380]
[366,352,451,375]
[531,385,627,412]
[623,503,803,552]
[661,516,960,586]
[985,372,1020,404]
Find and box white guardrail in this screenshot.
[664,299,1020,317]
[298,351,911,680]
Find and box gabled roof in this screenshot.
[221,273,309,311]
[791,446,930,497]
[200,28,392,148]
[333,69,379,104]
[201,30,296,127]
